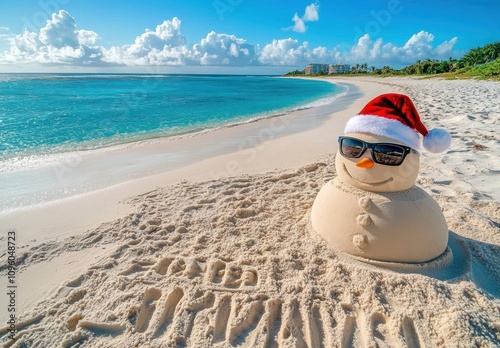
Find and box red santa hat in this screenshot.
[343,93,451,153]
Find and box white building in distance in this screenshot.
[305,63,351,75]
[329,64,350,74]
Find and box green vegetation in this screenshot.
[460,42,500,66]
[283,69,305,76]
[286,41,500,81]
[443,58,500,80]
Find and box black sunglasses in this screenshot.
[338,136,419,166]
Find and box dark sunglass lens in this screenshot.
[373,144,405,165]
[341,138,364,158]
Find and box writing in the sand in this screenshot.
[6,231,17,340]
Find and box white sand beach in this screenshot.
[1,76,499,347]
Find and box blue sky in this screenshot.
[0,0,498,73]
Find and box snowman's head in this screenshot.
[337,93,452,192]
[335,132,420,192]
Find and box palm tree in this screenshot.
[483,42,500,62]
[415,60,423,74]
[380,66,392,74]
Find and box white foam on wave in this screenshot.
[301,87,349,109]
[0,151,79,173]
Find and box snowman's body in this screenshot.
[311,132,449,263]
[311,177,448,263]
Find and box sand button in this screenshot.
[353,234,368,249]
[357,213,371,227]
[358,197,372,211]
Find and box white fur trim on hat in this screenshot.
[423,128,451,153]
[344,115,422,150]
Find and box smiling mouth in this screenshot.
[342,164,394,186]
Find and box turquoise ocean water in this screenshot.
[0,74,342,161]
[0,74,347,212]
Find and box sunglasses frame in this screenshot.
[338,136,419,166]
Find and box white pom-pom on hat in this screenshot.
[343,93,452,153]
[423,128,452,153]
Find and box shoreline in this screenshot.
[0,78,348,214]
[0,76,343,166]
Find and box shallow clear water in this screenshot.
[0,74,341,160]
[0,74,348,213]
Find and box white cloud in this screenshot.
[102,22,257,66]
[292,15,306,34]
[39,10,79,47]
[130,17,186,52]
[190,31,256,66]
[2,10,103,65]
[291,3,319,33]
[259,38,305,65]
[258,38,329,66]
[258,31,459,67]
[0,10,459,70]
[77,30,100,45]
[102,17,189,66]
[304,4,319,21]
[0,27,9,31]
[435,37,459,57]
[344,31,459,66]
[350,35,383,62]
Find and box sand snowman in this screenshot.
[311,93,452,263]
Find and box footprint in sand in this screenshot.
[216,261,259,288]
[16,254,431,348]
[151,288,185,338]
[119,259,155,276]
[339,309,424,348]
[154,257,174,275]
[135,287,162,333]
[208,259,226,284]
[371,312,392,348]
[149,256,259,289]
[401,316,424,348]
[36,278,427,348]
